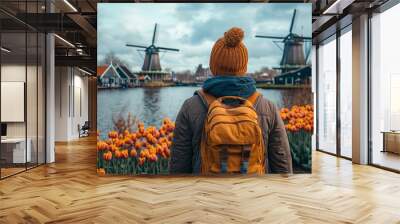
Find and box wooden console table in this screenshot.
[382,131,400,154]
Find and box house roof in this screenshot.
[100,64,121,80]
[119,65,137,79]
[97,65,108,77]
[116,66,129,79]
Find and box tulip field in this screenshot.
[97,118,174,176]
[280,104,314,172]
[96,105,314,175]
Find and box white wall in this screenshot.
[1,63,46,164]
[1,65,42,138]
[54,67,89,141]
[1,65,26,138]
[55,66,69,141]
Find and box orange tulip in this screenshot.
[140,149,149,158]
[152,137,158,144]
[289,125,298,132]
[168,133,174,141]
[108,131,118,139]
[154,130,160,138]
[110,145,118,152]
[159,129,166,137]
[103,151,112,161]
[138,157,146,165]
[304,124,312,132]
[149,154,158,162]
[295,122,304,129]
[115,139,124,147]
[163,118,171,125]
[138,122,144,128]
[121,149,129,159]
[280,112,288,120]
[135,141,142,149]
[164,148,170,158]
[149,146,157,155]
[130,149,137,157]
[124,138,133,146]
[139,127,145,134]
[97,141,107,151]
[115,150,122,158]
[156,144,162,154]
[97,168,106,176]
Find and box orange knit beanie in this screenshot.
[209,27,248,76]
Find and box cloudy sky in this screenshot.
[98,3,312,73]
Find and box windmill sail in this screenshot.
[255,9,312,73]
[126,23,179,72]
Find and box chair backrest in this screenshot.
[82,121,90,129]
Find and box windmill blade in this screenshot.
[289,9,297,34]
[152,23,158,45]
[298,37,312,40]
[157,46,179,52]
[273,41,283,51]
[136,50,144,60]
[255,35,286,40]
[126,44,147,49]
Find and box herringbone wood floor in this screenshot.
[0,137,399,224]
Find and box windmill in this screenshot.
[126,23,179,72]
[255,9,312,73]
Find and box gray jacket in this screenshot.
[170,91,293,174]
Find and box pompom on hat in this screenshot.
[209,27,248,76]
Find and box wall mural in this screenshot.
[97,3,313,176]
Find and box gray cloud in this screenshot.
[98,3,311,73]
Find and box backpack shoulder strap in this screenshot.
[197,89,216,108]
[247,91,261,107]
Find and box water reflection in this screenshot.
[142,88,161,126]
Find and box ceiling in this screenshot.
[311,0,390,43]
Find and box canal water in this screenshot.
[97,86,311,139]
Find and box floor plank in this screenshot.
[0,136,399,223]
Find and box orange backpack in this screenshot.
[198,90,265,175]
